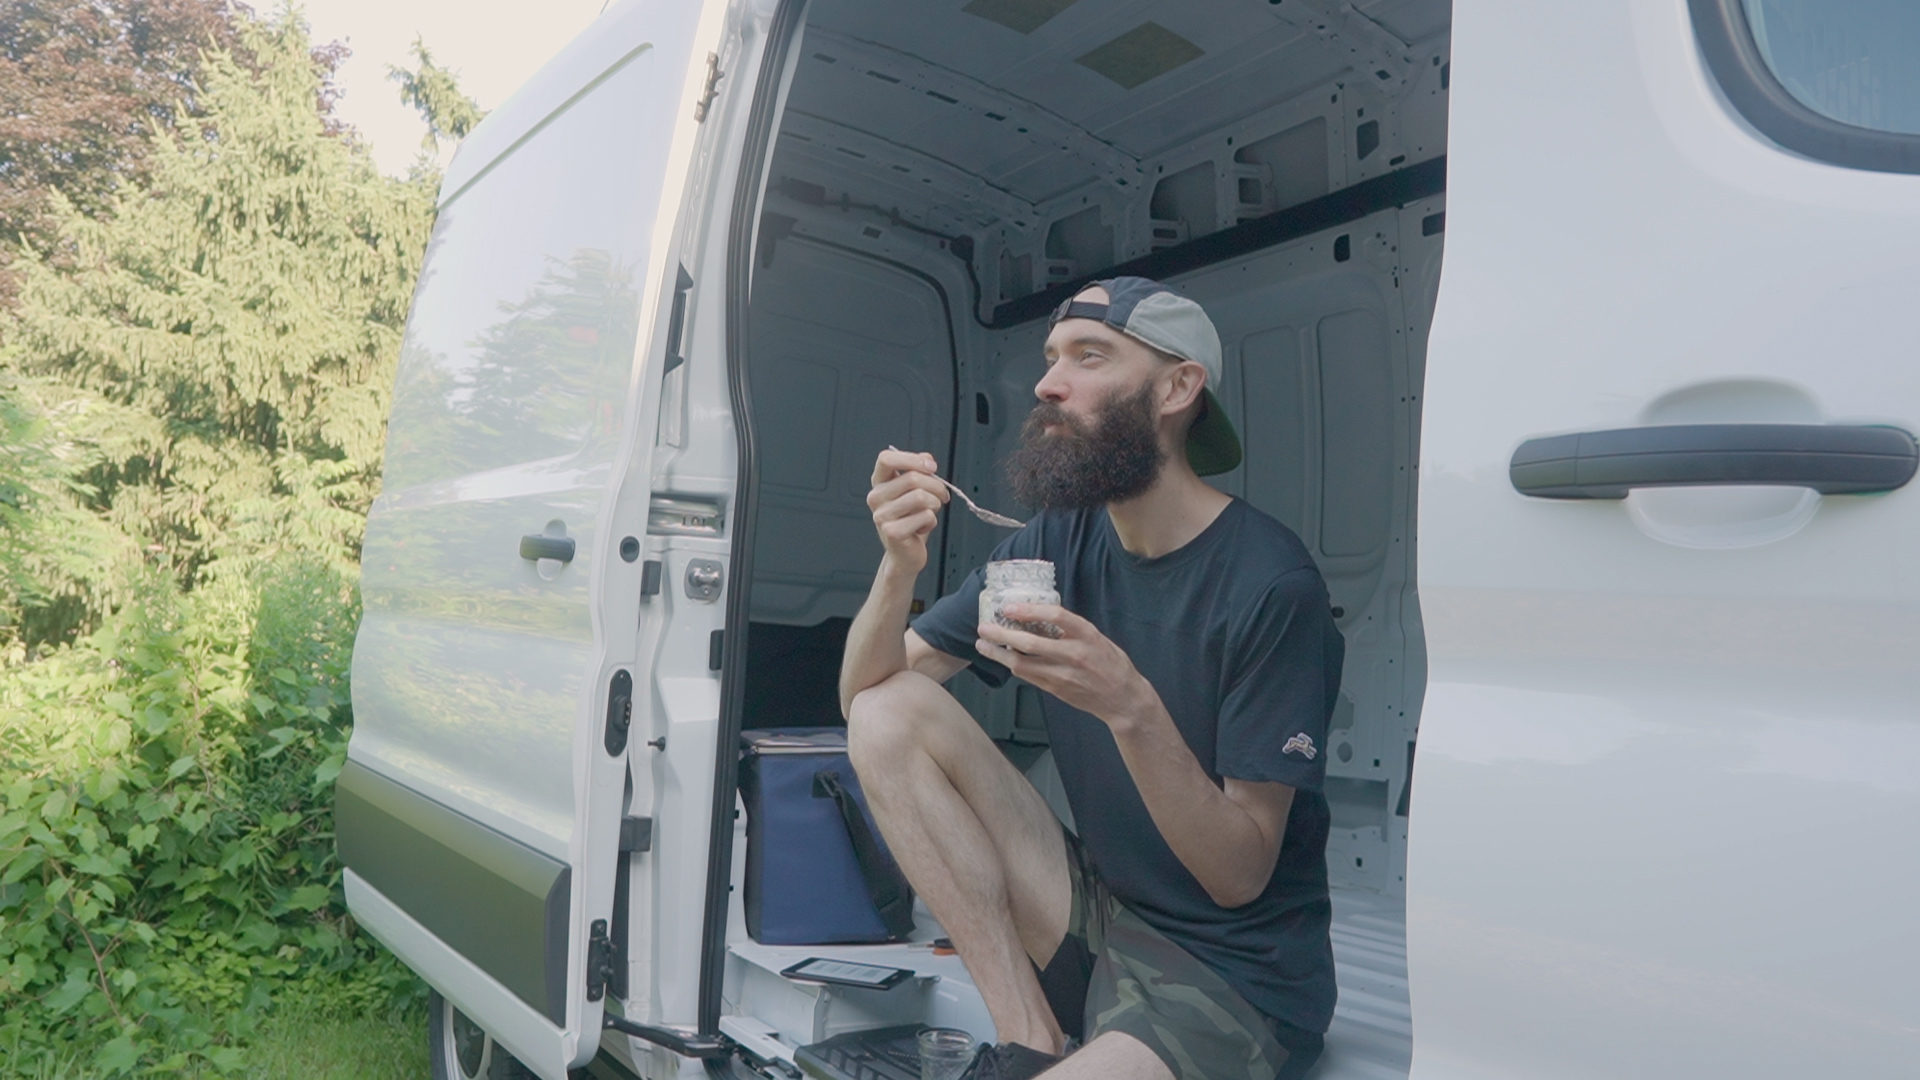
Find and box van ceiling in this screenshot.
[789,0,1450,208]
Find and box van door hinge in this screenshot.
[587,919,615,1002]
[694,52,723,121]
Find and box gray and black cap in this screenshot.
[1048,276,1241,476]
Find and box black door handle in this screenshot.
[519,535,577,562]
[1510,423,1918,499]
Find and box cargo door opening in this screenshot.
[714,1,1450,1076]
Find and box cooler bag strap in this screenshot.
[812,769,916,940]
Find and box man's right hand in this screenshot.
[867,448,950,574]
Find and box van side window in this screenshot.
[1690,0,1920,173]
[1744,0,1920,135]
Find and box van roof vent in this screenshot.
[962,0,1082,35]
[1075,22,1204,90]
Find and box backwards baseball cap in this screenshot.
[1048,276,1241,476]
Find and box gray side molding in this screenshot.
[335,760,572,1025]
[1510,423,1919,500]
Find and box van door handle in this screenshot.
[1510,423,1919,499]
[519,535,577,562]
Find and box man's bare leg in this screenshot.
[847,671,1072,1054]
[1038,1032,1173,1079]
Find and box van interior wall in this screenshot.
[743,0,1448,899]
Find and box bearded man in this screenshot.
[839,278,1343,1080]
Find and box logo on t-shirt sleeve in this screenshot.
[1282,732,1317,760]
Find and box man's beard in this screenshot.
[1004,380,1166,510]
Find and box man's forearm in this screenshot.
[1106,689,1284,908]
[838,554,922,715]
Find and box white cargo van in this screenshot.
[335,0,1920,1077]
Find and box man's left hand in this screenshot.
[977,605,1151,729]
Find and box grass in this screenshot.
[200,1005,430,1079]
[5,1006,430,1080]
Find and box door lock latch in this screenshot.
[685,559,724,602]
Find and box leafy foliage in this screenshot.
[8,11,438,639]
[389,38,484,154]
[0,560,421,1075]
[0,359,143,651]
[0,5,485,1074]
[0,0,256,304]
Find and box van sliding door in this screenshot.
[339,1,736,1076]
[1415,1,1920,1076]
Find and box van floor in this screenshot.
[724,883,1409,1079]
[1323,887,1413,1080]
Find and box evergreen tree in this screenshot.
[8,10,439,632]
[0,356,143,651]
[0,0,255,303]
[389,38,484,155]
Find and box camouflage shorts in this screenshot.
[1035,834,1323,1080]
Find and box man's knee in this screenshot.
[846,670,946,777]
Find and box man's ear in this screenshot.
[1159,360,1207,417]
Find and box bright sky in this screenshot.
[302,0,610,176]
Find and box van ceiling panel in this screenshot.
[799,0,1445,196]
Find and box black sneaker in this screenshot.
[966,1042,1062,1080]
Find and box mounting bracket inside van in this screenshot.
[649,495,725,536]
[663,264,694,373]
[1509,423,1920,499]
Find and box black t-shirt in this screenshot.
[911,498,1343,1034]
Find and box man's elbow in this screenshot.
[1204,848,1281,909]
[1205,874,1269,910]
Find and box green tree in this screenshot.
[0,8,481,1073]
[8,9,436,629]
[0,358,145,653]
[0,0,264,305]
[389,38,484,155]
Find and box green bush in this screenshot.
[0,560,425,1075]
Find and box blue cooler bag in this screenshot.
[739,728,916,944]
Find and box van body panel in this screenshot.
[616,0,802,1049]
[345,870,583,1072]
[335,762,570,1021]
[440,0,690,207]
[343,0,738,1073]
[342,0,1920,1075]
[1415,1,1920,1076]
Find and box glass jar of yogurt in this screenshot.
[979,559,1062,639]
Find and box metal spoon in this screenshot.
[887,447,1026,528]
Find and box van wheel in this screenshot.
[428,989,500,1080]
